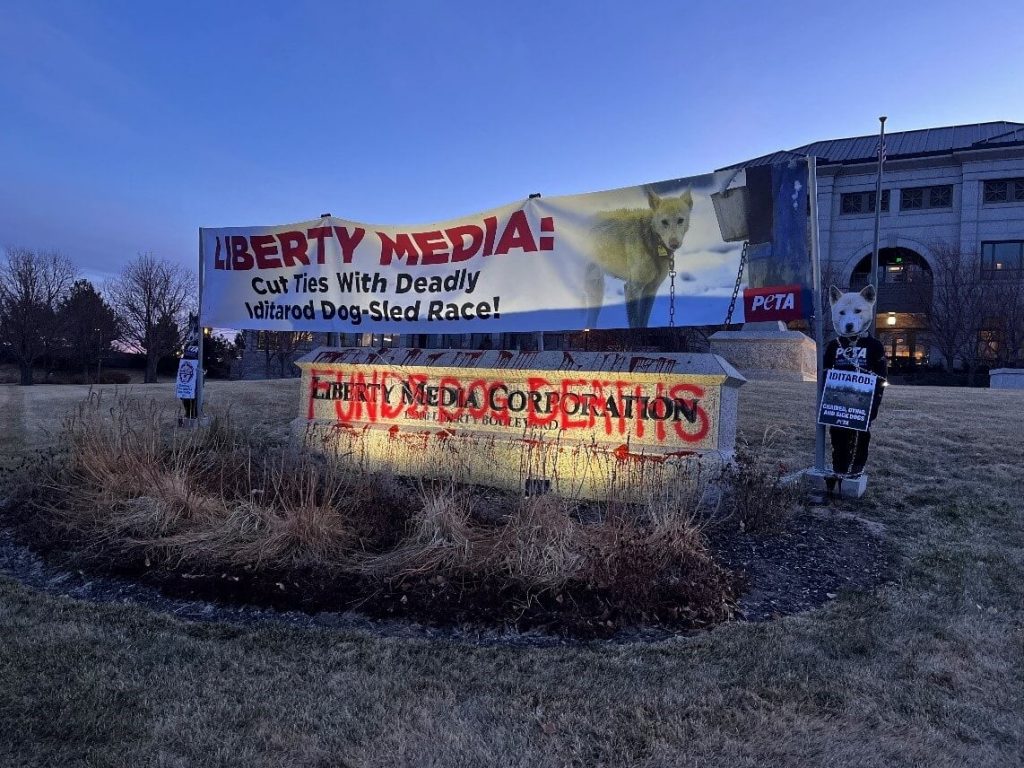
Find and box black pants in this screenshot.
[829,426,871,474]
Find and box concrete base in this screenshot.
[803,468,868,499]
[990,368,1024,389]
[709,325,817,382]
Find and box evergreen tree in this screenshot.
[57,279,120,379]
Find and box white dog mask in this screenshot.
[829,285,876,337]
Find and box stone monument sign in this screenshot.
[295,347,745,500]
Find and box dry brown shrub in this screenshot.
[31,391,408,571]
[581,511,736,623]
[37,392,216,548]
[485,494,585,589]
[358,482,483,578]
[722,427,800,533]
[153,452,366,569]
[21,390,739,631]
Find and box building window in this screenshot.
[899,184,953,210]
[900,188,922,210]
[929,185,952,208]
[978,328,1004,361]
[983,178,1024,204]
[840,189,889,215]
[981,241,1024,279]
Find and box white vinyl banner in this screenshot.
[200,162,810,332]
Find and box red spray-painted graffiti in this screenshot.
[306,367,711,444]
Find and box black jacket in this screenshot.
[824,335,888,422]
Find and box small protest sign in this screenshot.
[175,359,199,400]
[817,369,876,432]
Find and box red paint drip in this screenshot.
[612,443,672,464]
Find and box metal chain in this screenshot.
[668,254,676,328]
[724,240,749,327]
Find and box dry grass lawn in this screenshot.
[1,378,1023,767]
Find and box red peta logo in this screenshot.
[742,284,805,322]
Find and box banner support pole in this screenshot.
[196,228,205,419]
[808,156,826,472]
[870,116,887,336]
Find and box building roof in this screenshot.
[723,121,1024,169]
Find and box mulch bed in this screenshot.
[0,502,897,643]
[710,508,895,621]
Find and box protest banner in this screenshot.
[199,161,812,333]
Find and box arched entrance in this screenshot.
[850,247,933,366]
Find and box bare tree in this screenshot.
[0,247,76,385]
[915,242,987,380]
[259,332,274,378]
[257,331,307,378]
[988,273,1024,367]
[108,253,196,383]
[274,332,309,377]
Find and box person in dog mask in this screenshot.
[824,285,888,476]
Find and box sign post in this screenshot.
[176,311,200,419]
[808,156,826,472]
[803,155,868,498]
[869,116,887,335]
[196,228,206,419]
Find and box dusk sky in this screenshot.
[3,0,1023,284]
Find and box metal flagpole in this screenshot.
[808,156,826,471]
[869,116,887,335]
[319,212,339,348]
[196,228,206,418]
[527,193,544,354]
